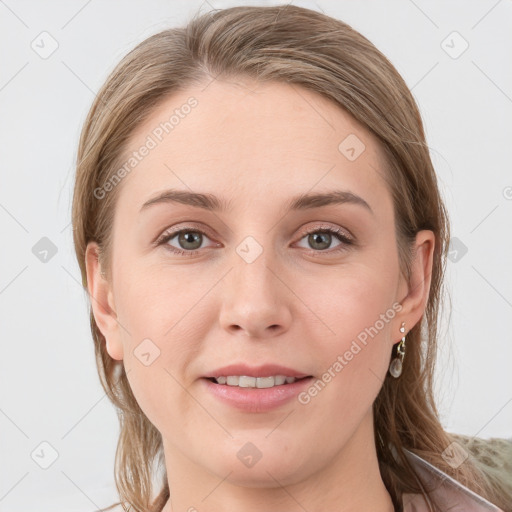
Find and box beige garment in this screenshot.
[402,449,505,511]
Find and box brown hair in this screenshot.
[71,5,506,511]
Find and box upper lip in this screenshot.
[204,364,311,379]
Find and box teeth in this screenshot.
[214,375,297,388]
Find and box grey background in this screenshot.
[1,0,511,510]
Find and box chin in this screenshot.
[199,445,314,489]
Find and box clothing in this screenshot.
[402,448,506,511]
[105,435,512,511]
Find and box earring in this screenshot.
[389,322,406,378]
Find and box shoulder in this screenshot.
[450,432,512,501]
[401,444,508,512]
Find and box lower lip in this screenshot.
[201,377,314,413]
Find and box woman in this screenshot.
[71,5,510,511]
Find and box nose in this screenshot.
[218,246,292,339]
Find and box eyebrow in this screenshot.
[140,188,373,215]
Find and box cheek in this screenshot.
[113,256,199,338]
[311,264,397,343]
[303,266,397,401]
[112,261,209,431]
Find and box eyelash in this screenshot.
[156,225,354,257]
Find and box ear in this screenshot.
[398,230,435,331]
[85,242,124,360]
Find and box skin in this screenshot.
[86,77,434,511]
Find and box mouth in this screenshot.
[204,375,313,389]
[201,374,315,412]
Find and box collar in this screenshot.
[401,449,504,511]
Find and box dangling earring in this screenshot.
[389,322,406,378]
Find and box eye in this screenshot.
[156,227,218,256]
[155,224,354,257]
[295,225,354,254]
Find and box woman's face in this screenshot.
[87,78,432,494]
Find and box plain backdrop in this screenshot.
[1,0,511,510]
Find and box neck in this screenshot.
[161,412,395,512]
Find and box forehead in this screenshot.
[115,78,390,213]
